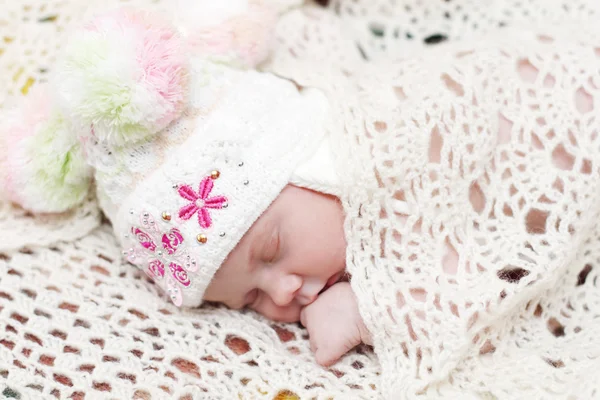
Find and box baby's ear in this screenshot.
[0,85,93,213]
[173,0,279,69]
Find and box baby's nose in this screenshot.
[270,274,303,306]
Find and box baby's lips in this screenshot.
[326,271,344,288]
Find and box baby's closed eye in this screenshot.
[262,228,281,264]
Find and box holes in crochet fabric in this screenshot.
[58,302,79,313]
[0,291,13,300]
[172,358,201,379]
[525,208,549,234]
[424,33,448,45]
[374,121,387,133]
[410,288,426,302]
[225,335,251,355]
[428,127,443,163]
[274,390,300,400]
[53,373,73,387]
[497,266,530,283]
[441,73,464,97]
[469,182,485,214]
[117,372,137,384]
[49,329,66,340]
[547,317,566,337]
[543,74,556,88]
[39,354,55,366]
[1,340,15,350]
[92,382,111,392]
[73,319,90,329]
[517,59,538,83]
[575,87,594,114]
[63,346,80,354]
[90,265,110,276]
[394,87,407,101]
[272,325,296,342]
[544,358,565,368]
[10,312,28,325]
[552,144,575,170]
[90,338,105,348]
[20,288,37,299]
[24,333,42,346]
[128,309,148,320]
[133,390,151,400]
[442,239,459,275]
[497,113,513,145]
[577,264,593,286]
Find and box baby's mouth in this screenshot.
[320,271,344,294]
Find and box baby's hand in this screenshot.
[300,282,372,366]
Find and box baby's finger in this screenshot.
[315,345,342,367]
[300,307,308,327]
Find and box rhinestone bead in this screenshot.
[196,234,208,244]
[243,180,249,185]
[238,162,244,167]
[210,170,221,180]
[219,232,226,237]
[222,202,229,209]
[162,212,171,221]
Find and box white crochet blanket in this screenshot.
[268,1,600,398]
[2,0,600,399]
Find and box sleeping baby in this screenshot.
[3,2,600,396]
[0,3,373,367]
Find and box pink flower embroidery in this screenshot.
[169,262,191,286]
[128,213,199,306]
[162,228,184,255]
[132,228,157,251]
[178,176,227,228]
[148,259,165,279]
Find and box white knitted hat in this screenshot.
[0,4,338,308]
[111,63,331,307]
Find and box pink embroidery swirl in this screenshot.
[169,263,191,286]
[132,227,157,252]
[147,259,165,279]
[162,228,184,255]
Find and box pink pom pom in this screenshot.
[0,88,51,206]
[0,86,93,213]
[58,8,190,145]
[185,3,277,69]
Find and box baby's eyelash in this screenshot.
[264,230,280,263]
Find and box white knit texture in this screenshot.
[2,0,600,399]
[267,2,600,398]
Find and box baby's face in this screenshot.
[203,185,347,322]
